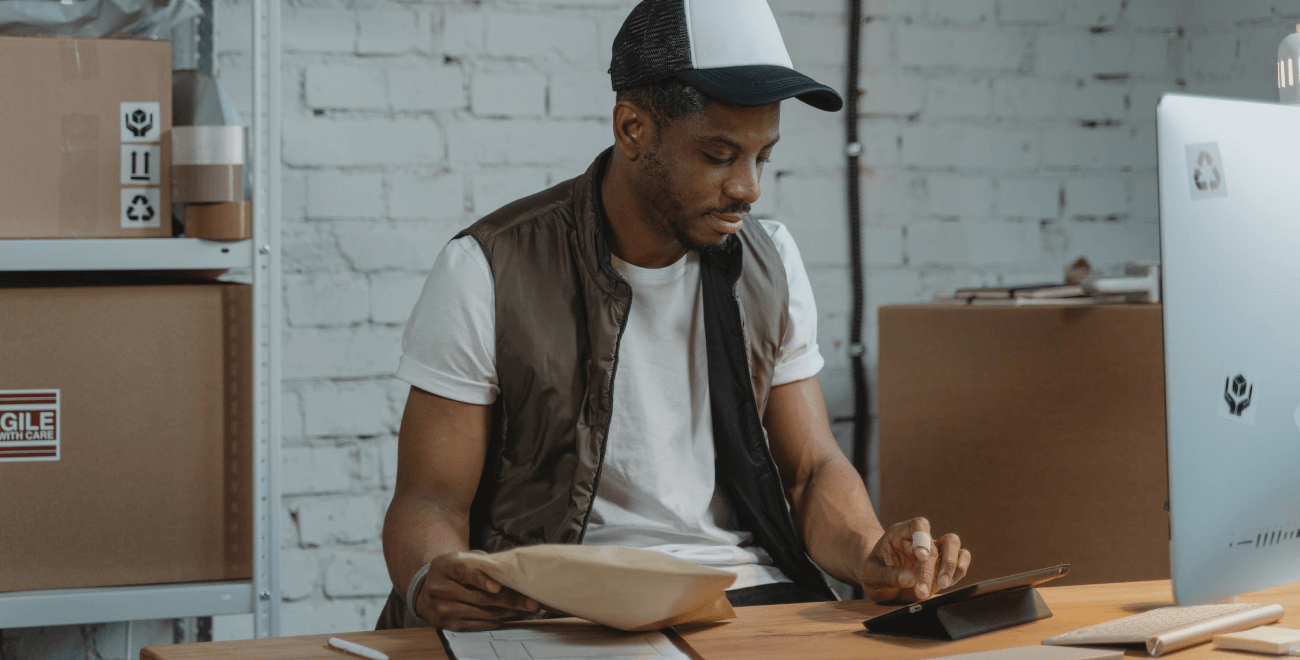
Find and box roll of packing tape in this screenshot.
[173,164,243,203]
[172,125,245,165]
[185,201,251,240]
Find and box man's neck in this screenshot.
[601,155,688,270]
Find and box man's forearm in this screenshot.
[382,493,471,601]
[792,455,886,587]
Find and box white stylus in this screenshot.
[328,636,390,660]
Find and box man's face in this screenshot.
[632,101,781,253]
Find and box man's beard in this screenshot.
[638,148,749,256]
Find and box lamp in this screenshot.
[1280,24,1300,105]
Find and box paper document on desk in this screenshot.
[443,625,692,660]
[457,545,737,631]
[931,646,1123,659]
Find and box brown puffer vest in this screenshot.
[377,148,833,629]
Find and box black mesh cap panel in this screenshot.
[608,0,693,91]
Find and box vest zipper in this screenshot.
[730,278,835,598]
[576,269,632,543]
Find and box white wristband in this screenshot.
[406,562,432,624]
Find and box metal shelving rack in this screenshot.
[0,0,282,638]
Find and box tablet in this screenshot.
[863,564,1070,639]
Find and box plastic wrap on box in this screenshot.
[0,0,200,39]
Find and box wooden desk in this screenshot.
[142,580,1300,660]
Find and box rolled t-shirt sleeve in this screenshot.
[397,235,499,405]
[761,220,825,387]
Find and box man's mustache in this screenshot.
[707,203,752,217]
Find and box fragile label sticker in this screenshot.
[0,389,60,462]
[120,187,161,229]
[120,102,161,143]
[120,145,161,185]
[1219,363,1258,426]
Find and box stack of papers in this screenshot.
[443,625,692,660]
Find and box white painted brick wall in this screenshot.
[357,7,428,56]
[292,495,385,547]
[388,65,468,111]
[3,0,1267,653]
[285,273,371,327]
[305,171,386,219]
[370,272,431,325]
[387,172,466,221]
[283,119,445,167]
[472,67,548,117]
[305,66,387,111]
[256,0,1194,641]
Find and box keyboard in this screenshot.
[1042,603,1266,645]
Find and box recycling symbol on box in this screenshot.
[125,194,155,222]
[120,188,161,229]
[1185,142,1228,200]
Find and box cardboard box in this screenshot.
[878,304,1169,587]
[0,279,252,592]
[0,36,172,239]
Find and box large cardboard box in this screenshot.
[878,304,1168,587]
[0,36,172,239]
[0,279,252,592]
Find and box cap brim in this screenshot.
[677,64,843,112]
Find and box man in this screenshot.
[379,0,971,631]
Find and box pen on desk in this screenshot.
[328,636,390,660]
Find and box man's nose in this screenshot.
[723,162,762,205]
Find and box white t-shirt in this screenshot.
[398,219,823,589]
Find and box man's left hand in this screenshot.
[858,517,972,603]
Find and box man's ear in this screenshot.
[612,99,655,162]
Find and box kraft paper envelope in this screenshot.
[457,545,737,631]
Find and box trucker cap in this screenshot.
[608,0,844,112]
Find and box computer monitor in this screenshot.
[1158,93,1300,605]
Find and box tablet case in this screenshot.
[863,564,1070,641]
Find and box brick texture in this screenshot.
[12,0,1281,652]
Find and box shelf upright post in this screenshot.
[251,0,282,638]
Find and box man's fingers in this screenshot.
[904,517,932,561]
[451,562,502,595]
[936,534,962,590]
[427,600,530,631]
[861,561,917,591]
[954,548,973,584]
[434,580,539,612]
[913,541,939,599]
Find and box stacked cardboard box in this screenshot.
[878,304,1169,587]
[0,36,172,238]
[0,279,252,591]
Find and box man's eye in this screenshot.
[704,153,733,165]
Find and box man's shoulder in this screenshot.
[755,218,790,245]
[462,174,582,245]
[753,219,801,265]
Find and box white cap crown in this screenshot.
[685,0,794,70]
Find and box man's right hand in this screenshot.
[414,552,542,631]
